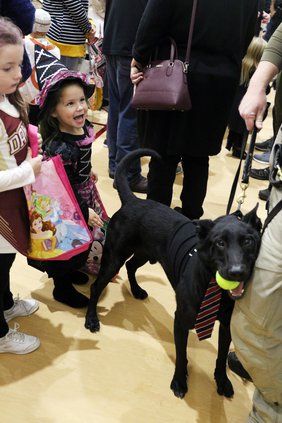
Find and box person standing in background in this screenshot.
[102,0,148,193]
[19,9,61,125]
[43,0,96,71]
[131,0,258,219]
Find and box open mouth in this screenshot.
[228,281,245,299]
[74,114,85,124]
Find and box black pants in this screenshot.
[28,248,90,289]
[147,153,209,220]
[0,253,16,337]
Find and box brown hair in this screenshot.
[0,17,29,124]
[30,211,57,235]
[240,37,267,85]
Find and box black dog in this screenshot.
[85,149,261,399]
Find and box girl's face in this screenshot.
[52,84,89,134]
[32,217,43,232]
[0,44,23,95]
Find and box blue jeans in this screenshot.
[105,55,141,182]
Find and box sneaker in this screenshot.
[253,150,271,165]
[255,137,274,152]
[176,163,183,174]
[249,166,270,181]
[0,323,40,354]
[259,187,270,201]
[4,296,39,322]
[227,352,252,381]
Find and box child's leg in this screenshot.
[43,249,90,308]
[0,253,15,337]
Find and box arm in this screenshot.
[239,23,282,130]
[0,160,35,192]
[63,0,93,35]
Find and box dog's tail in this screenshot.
[114,148,161,204]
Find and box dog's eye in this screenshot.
[216,239,225,248]
[243,238,253,246]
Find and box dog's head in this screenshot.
[196,205,261,299]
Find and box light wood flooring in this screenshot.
[0,105,273,423]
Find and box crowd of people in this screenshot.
[0,1,281,422]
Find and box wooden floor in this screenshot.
[0,105,273,423]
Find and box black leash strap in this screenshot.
[226,128,257,215]
[261,199,282,236]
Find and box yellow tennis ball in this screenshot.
[215,271,240,290]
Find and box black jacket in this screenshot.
[133,0,258,156]
[102,0,148,56]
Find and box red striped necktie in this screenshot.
[194,278,222,341]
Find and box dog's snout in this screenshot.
[228,265,246,280]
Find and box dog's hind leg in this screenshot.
[170,312,189,398]
[126,253,149,300]
[214,322,234,398]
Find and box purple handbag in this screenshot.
[131,0,197,112]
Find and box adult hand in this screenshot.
[239,88,267,131]
[26,147,42,176]
[130,59,143,85]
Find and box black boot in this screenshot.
[53,276,89,308]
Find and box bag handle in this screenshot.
[184,0,198,72]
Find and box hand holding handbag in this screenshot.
[131,0,197,111]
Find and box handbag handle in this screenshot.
[184,0,198,72]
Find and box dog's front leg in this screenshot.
[170,312,189,398]
[214,322,234,398]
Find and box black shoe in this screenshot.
[174,206,183,214]
[250,167,270,181]
[129,176,147,193]
[259,187,270,201]
[255,137,274,152]
[53,286,89,308]
[227,352,252,382]
[231,147,247,159]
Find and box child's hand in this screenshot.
[91,171,98,182]
[37,132,43,154]
[88,208,103,228]
[26,147,42,176]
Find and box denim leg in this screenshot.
[106,55,141,181]
[60,56,83,72]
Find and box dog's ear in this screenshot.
[196,219,215,239]
[230,209,243,220]
[242,203,262,233]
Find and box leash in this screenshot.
[226,127,257,215]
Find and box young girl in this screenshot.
[0,17,42,354]
[226,36,268,158]
[35,61,108,307]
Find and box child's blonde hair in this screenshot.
[240,36,267,86]
[0,17,29,124]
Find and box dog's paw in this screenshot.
[215,375,234,398]
[170,378,188,399]
[131,287,148,300]
[85,315,100,333]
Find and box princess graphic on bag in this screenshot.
[30,211,64,259]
